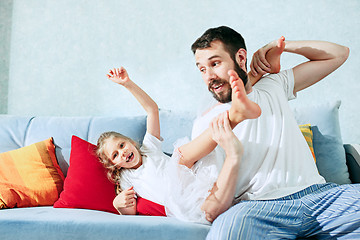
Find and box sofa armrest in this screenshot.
[344,144,360,184]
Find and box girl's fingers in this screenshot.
[125,190,134,195]
[125,194,135,201]
[126,199,135,207]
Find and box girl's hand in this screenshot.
[107,67,131,86]
[211,111,243,158]
[113,186,136,209]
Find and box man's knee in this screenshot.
[206,204,254,240]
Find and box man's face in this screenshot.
[194,40,248,103]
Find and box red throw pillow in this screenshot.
[137,197,166,216]
[54,135,166,216]
[53,135,118,214]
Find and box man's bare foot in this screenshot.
[228,70,261,128]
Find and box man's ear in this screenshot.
[235,48,247,71]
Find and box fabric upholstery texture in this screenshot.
[0,138,64,208]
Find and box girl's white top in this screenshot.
[119,133,218,224]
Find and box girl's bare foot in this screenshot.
[266,36,285,73]
[249,36,286,85]
[228,70,261,128]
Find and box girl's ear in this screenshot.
[235,48,247,71]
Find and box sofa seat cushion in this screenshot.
[0,207,210,240]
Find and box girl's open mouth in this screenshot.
[126,152,134,162]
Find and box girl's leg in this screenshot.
[178,71,260,168]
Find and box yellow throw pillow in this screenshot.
[299,124,316,162]
[0,138,65,209]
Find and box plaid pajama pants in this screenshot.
[207,183,360,239]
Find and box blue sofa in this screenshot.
[0,102,359,240]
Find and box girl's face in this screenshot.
[104,137,142,169]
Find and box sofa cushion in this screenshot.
[0,138,64,208]
[312,126,351,184]
[292,101,351,184]
[0,115,33,152]
[24,116,93,176]
[299,124,316,161]
[137,197,166,216]
[87,116,147,146]
[159,110,195,155]
[53,135,118,214]
[0,207,210,240]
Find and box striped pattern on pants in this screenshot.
[206,183,360,240]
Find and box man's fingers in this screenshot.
[254,56,270,74]
[258,49,271,69]
[223,111,231,131]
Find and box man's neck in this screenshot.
[244,74,253,94]
[245,82,253,94]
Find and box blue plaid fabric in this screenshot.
[207,183,360,239]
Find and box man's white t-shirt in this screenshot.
[192,69,325,201]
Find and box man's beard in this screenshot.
[208,62,248,103]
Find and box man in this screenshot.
[191,26,359,239]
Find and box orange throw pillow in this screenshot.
[0,138,65,208]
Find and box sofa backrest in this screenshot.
[0,110,195,165]
[0,101,351,185]
[0,115,147,170]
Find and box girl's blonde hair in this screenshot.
[96,131,141,190]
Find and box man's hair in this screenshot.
[191,26,247,62]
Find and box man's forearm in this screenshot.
[201,158,240,222]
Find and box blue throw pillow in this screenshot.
[312,126,351,184]
[292,101,351,184]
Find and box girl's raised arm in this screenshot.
[107,67,160,140]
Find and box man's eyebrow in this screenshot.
[208,55,221,60]
[196,55,221,67]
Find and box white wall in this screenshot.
[5,0,360,143]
